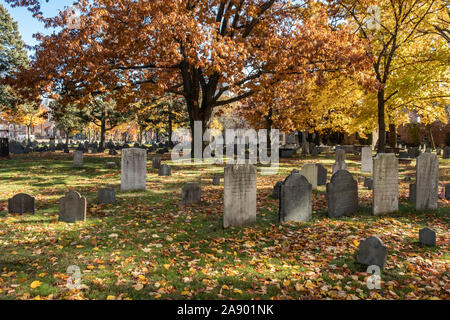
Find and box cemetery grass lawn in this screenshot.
[0,152,448,300]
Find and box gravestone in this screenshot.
[409,183,416,204]
[223,164,257,228]
[181,182,201,205]
[419,227,436,246]
[356,236,388,269]
[326,170,358,217]
[300,163,319,189]
[59,191,87,223]
[332,149,347,174]
[105,162,117,169]
[73,151,83,168]
[361,146,373,173]
[212,175,221,185]
[364,177,373,190]
[317,164,327,186]
[445,184,450,200]
[121,148,147,191]
[108,148,118,156]
[152,157,161,169]
[98,188,115,204]
[373,153,398,215]
[279,172,312,222]
[414,153,438,210]
[443,146,450,159]
[158,164,172,176]
[436,147,441,156]
[273,181,283,199]
[8,193,35,214]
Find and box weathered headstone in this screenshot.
[445,184,450,200]
[73,151,83,168]
[436,147,441,156]
[279,172,312,222]
[158,164,172,176]
[419,227,436,246]
[273,181,283,199]
[326,170,358,217]
[317,164,327,186]
[98,188,116,204]
[223,164,257,228]
[332,149,347,174]
[105,162,117,169]
[444,146,450,159]
[181,182,201,205]
[409,183,416,204]
[373,153,398,215]
[59,191,87,223]
[357,236,388,269]
[300,163,319,189]
[364,177,373,190]
[361,146,373,173]
[152,157,161,169]
[414,153,438,210]
[8,193,35,214]
[121,148,147,191]
[212,175,221,185]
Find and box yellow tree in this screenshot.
[1,101,45,142]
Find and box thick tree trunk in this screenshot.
[388,123,397,149]
[377,89,386,153]
[168,112,173,148]
[99,118,106,151]
[65,129,69,146]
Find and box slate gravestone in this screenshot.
[9,141,24,154]
[445,184,450,200]
[212,175,221,185]
[158,164,172,176]
[364,177,373,190]
[326,170,358,217]
[121,148,147,191]
[409,183,416,204]
[181,182,201,205]
[59,191,87,223]
[414,153,439,210]
[73,151,83,168]
[105,162,117,169]
[8,193,35,214]
[356,236,388,269]
[108,148,118,156]
[152,157,161,169]
[443,146,450,159]
[98,188,116,204]
[419,227,436,246]
[361,146,373,173]
[373,153,398,215]
[273,181,283,199]
[223,164,257,228]
[317,164,327,186]
[436,147,441,156]
[332,149,347,174]
[279,172,312,222]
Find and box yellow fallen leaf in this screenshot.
[135,283,144,291]
[30,281,42,289]
[353,240,360,247]
[106,295,115,300]
[87,265,95,270]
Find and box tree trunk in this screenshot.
[266,108,273,155]
[388,123,397,149]
[99,117,106,151]
[377,89,386,153]
[65,129,69,146]
[168,111,173,148]
[27,125,31,143]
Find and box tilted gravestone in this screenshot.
[273,181,283,199]
[59,191,86,223]
[332,149,347,174]
[158,164,172,176]
[414,153,439,210]
[419,227,436,246]
[361,146,373,173]
[98,188,116,204]
[152,157,161,169]
[8,193,35,214]
[181,182,201,205]
[121,148,147,191]
[223,164,257,228]
[356,236,388,269]
[279,172,312,222]
[326,170,358,217]
[73,151,83,168]
[373,153,398,215]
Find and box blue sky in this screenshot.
[1,0,75,52]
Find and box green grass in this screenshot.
[0,151,448,300]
